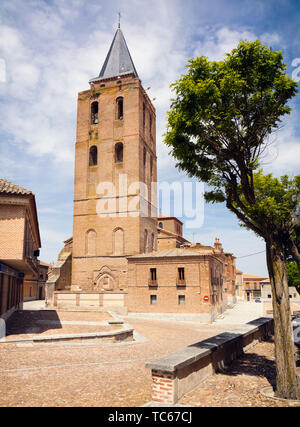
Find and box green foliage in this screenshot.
[91,91,101,98]
[287,261,300,295]
[165,40,299,242]
[235,171,300,236]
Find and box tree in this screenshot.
[165,40,300,399]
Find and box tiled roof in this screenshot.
[0,179,33,195]
[157,215,184,224]
[128,248,207,259]
[243,274,268,280]
[260,278,270,283]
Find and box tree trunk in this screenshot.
[266,239,300,400]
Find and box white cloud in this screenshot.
[193,26,280,62]
[193,27,256,61]
[0,0,191,174]
[260,109,300,177]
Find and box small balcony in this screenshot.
[148,279,158,289]
[176,278,186,288]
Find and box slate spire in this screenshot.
[90,27,138,82]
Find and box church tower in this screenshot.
[71,26,157,292]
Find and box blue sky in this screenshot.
[0,0,299,276]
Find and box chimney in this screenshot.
[214,238,223,252]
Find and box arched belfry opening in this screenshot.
[115,142,123,163]
[89,145,98,166]
[91,101,99,124]
[116,97,124,120]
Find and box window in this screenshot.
[178,295,185,305]
[116,97,123,120]
[150,295,157,305]
[150,268,157,282]
[115,142,123,163]
[143,103,146,132]
[158,222,163,229]
[91,101,98,124]
[178,267,185,282]
[89,145,98,166]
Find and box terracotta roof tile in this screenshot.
[0,179,33,196]
[243,273,268,280]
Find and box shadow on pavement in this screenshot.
[214,337,277,390]
[5,310,62,337]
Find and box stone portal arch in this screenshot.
[94,266,118,291]
[97,273,116,291]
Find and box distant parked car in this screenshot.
[292,317,300,347]
[255,298,261,303]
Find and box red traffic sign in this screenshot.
[203,295,209,302]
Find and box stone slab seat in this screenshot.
[145,331,242,373]
[145,317,274,404]
[145,323,260,373]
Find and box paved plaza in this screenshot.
[1,300,299,407]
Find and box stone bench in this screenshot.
[145,317,274,404]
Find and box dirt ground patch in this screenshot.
[179,339,300,407]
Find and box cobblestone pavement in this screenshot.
[0,301,298,407]
[0,314,237,407]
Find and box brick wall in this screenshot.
[72,75,157,291]
[127,255,226,320]
[0,205,25,260]
[151,370,175,404]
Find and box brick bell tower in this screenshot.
[71,25,157,292]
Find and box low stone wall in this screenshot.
[48,291,128,315]
[146,317,274,404]
[1,325,134,345]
